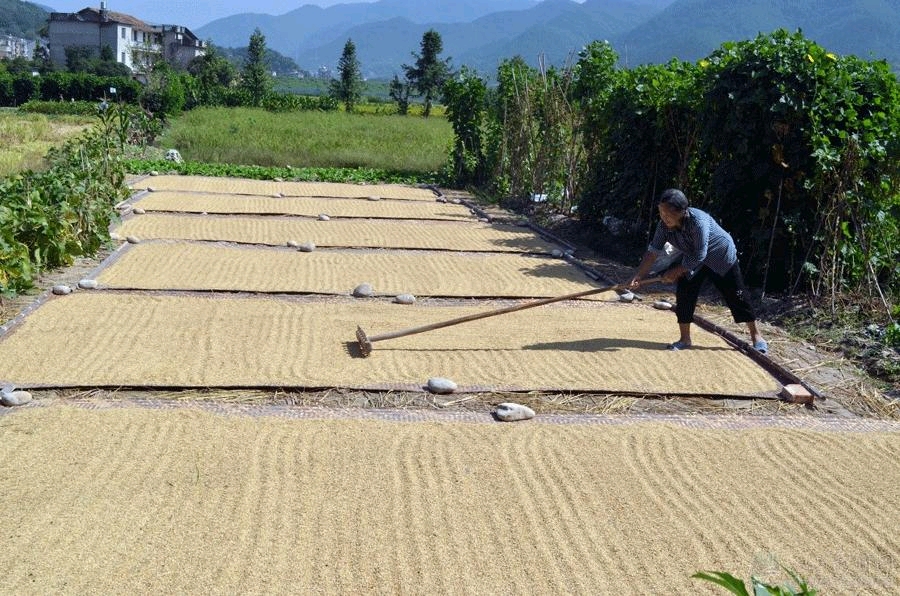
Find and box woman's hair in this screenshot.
[658,188,689,211]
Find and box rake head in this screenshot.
[356,326,373,357]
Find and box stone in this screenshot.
[436,197,448,203]
[109,232,121,241]
[653,300,673,310]
[286,240,300,248]
[366,195,381,201]
[78,279,98,290]
[551,249,564,258]
[274,177,284,182]
[619,291,635,303]
[126,236,140,244]
[1,390,32,407]
[495,402,535,422]
[51,285,72,296]
[164,148,183,163]
[394,294,416,305]
[148,171,158,177]
[297,242,316,253]
[272,193,284,198]
[427,377,457,394]
[352,283,374,297]
[132,207,146,215]
[450,198,462,205]
[318,214,331,221]
[781,384,814,404]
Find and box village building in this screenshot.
[0,35,36,60]
[47,2,205,76]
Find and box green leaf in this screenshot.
[692,571,752,596]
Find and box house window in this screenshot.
[121,27,126,39]
[121,51,126,63]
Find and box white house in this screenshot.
[47,2,205,75]
[0,35,36,60]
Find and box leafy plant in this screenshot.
[123,159,440,186]
[693,567,817,595]
[0,104,130,295]
[442,66,487,187]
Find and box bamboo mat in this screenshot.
[130,175,439,200]
[94,241,608,298]
[0,292,780,396]
[114,213,556,252]
[131,190,475,221]
[0,404,896,594]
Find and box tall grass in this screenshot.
[0,111,93,176]
[157,107,453,173]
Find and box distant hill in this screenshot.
[4,0,899,83]
[0,0,50,39]
[198,0,900,79]
[194,0,539,54]
[218,45,300,76]
[617,0,900,69]
[290,0,660,78]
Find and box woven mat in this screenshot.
[130,175,439,200]
[0,292,780,396]
[114,213,556,252]
[131,190,475,221]
[94,241,609,298]
[1,404,897,594]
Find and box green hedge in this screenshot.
[443,30,900,298]
[0,72,141,107]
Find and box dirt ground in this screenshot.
[1,187,896,421]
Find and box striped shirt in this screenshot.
[648,207,737,276]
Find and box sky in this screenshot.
[45,1,376,30]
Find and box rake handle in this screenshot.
[366,277,662,344]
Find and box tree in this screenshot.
[329,38,362,112]
[402,29,451,118]
[188,43,237,105]
[389,74,410,115]
[141,62,186,117]
[241,28,271,106]
[65,46,95,72]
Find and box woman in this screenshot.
[629,189,768,353]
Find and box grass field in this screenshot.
[0,111,94,177]
[157,107,453,173]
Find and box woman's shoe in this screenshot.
[667,340,692,351]
[753,339,769,354]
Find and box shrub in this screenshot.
[0,106,131,295]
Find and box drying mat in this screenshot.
[0,292,780,396]
[94,241,611,298]
[131,190,475,221]
[130,175,439,200]
[1,405,897,595]
[114,213,556,253]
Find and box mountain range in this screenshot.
[193,0,900,79]
[4,0,899,80]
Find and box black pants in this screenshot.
[675,262,756,325]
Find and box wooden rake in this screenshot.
[354,277,662,357]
